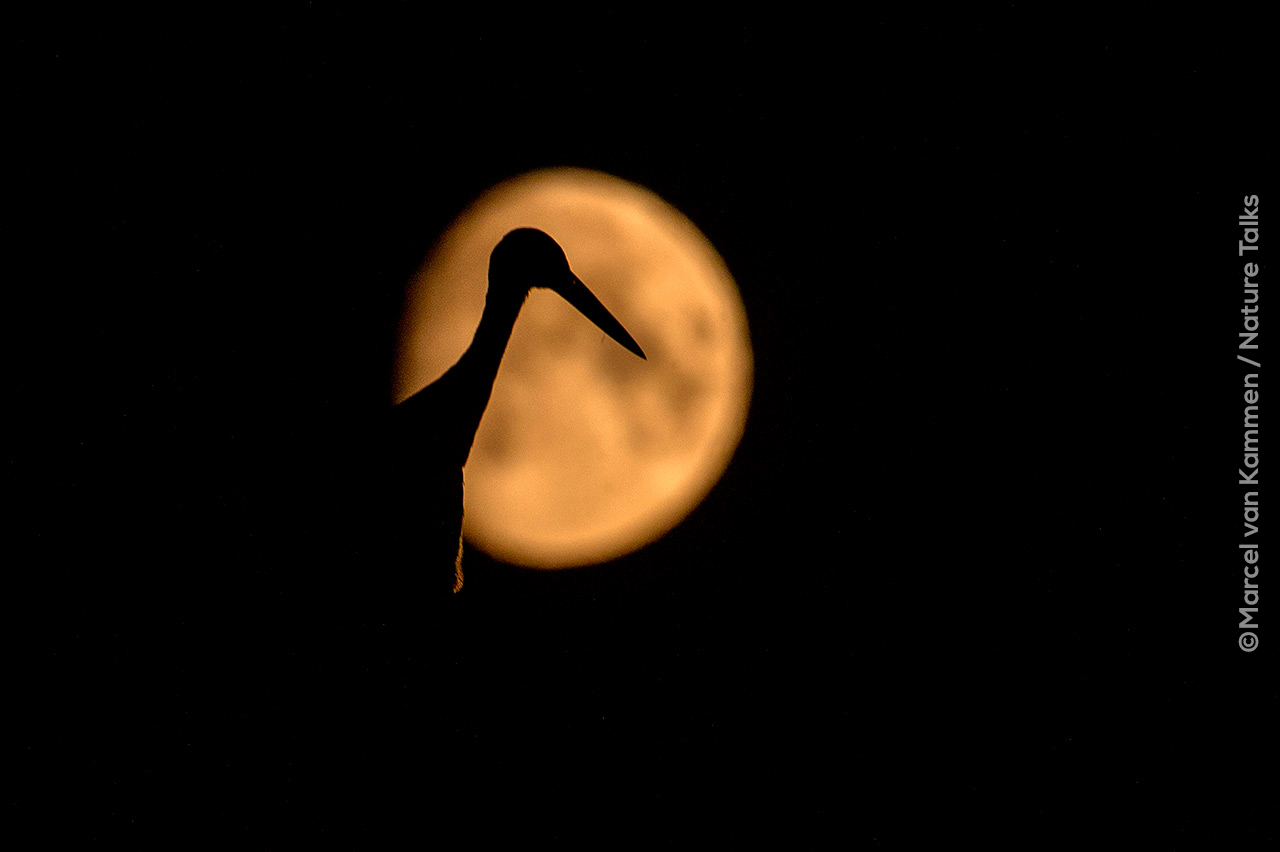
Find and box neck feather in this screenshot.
[451,286,527,452]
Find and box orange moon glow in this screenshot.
[395,168,753,568]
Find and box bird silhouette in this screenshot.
[385,228,646,597]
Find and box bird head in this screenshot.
[489,228,646,359]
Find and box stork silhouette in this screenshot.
[385,229,645,596]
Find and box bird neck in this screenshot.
[453,286,527,438]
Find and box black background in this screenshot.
[8,8,1271,847]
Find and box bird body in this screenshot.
[386,229,644,596]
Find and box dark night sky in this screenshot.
[8,9,1271,847]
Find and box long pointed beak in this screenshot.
[554,272,646,360]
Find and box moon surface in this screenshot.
[395,168,752,568]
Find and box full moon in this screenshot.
[395,168,753,568]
